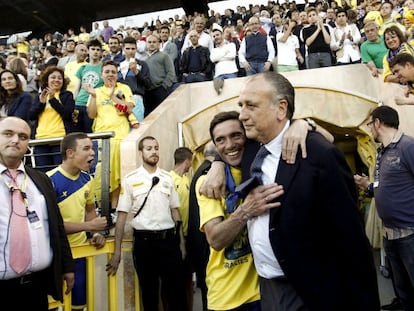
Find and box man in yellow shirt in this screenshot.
[170,147,193,310]
[65,43,88,94]
[197,111,283,311]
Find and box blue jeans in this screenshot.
[183,72,208,83]
[384,234,414,310]
[246,61,265,76]
[217,73,238,80]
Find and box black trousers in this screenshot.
[0,270,49,310]
[143,86,169,117]
[133,229,186,311]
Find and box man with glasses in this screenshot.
[355,105,414,310]
[238,16,275,76]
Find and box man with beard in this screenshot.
[354,106,414,310]
[107,136,186,311]
[103,36,125,64]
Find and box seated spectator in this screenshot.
[0,69,32,120]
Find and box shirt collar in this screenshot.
[0,162,25,174]
[264,120,290,157]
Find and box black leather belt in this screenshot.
[134,228,175,240]
[0,270,45,286]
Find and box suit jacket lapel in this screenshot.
[269,159,300,223]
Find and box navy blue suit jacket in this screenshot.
[243,132,380,310]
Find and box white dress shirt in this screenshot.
[248,121,290,279]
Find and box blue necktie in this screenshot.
[250,145,270,185]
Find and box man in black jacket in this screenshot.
[180,30,213,83]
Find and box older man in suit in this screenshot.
[237,72,380,311]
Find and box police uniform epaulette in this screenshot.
[124,169,139,179]
[158,169,171,178]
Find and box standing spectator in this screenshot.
[159,25,178,66]
[210,24,239,79]
[29,66,75,171]
[222,9,237,26]
[174,23,187,76]
[0,70,32,120]
[90,22,102,40]
[41,45,59,71]
[180,30,213,83]
[354,106,414,311]
[302,7,333,68]
[78,25,90,44]
[295,11,311,70]
[84,60,136,209]
[73,39,103,134]
[0,116,74,310]
[65,43,88,94]
[58,38,77,68]
[118,36,152,122]
[47,132,107,310]
[361,21,388,77]
[101,20,115,43]
[143,34,176,116]
[330,8,362,65]
[238,16,275,76]
[379,1,406,34]
[325,7,337,27]
[103,36,125,65]
[276,20,304,72]
[181,16,214,53]
[107,136,186,311]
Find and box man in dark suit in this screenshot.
[237,72,380,310]
[0,116,74,310]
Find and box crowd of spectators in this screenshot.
[1,0,413,97]
[2,1,413,309]
[0,0,412,184]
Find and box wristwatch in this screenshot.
[305,118,316,131]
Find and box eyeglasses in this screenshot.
[366,119,375,127]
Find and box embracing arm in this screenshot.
[202,183,284,250]
[282,119,334,163]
